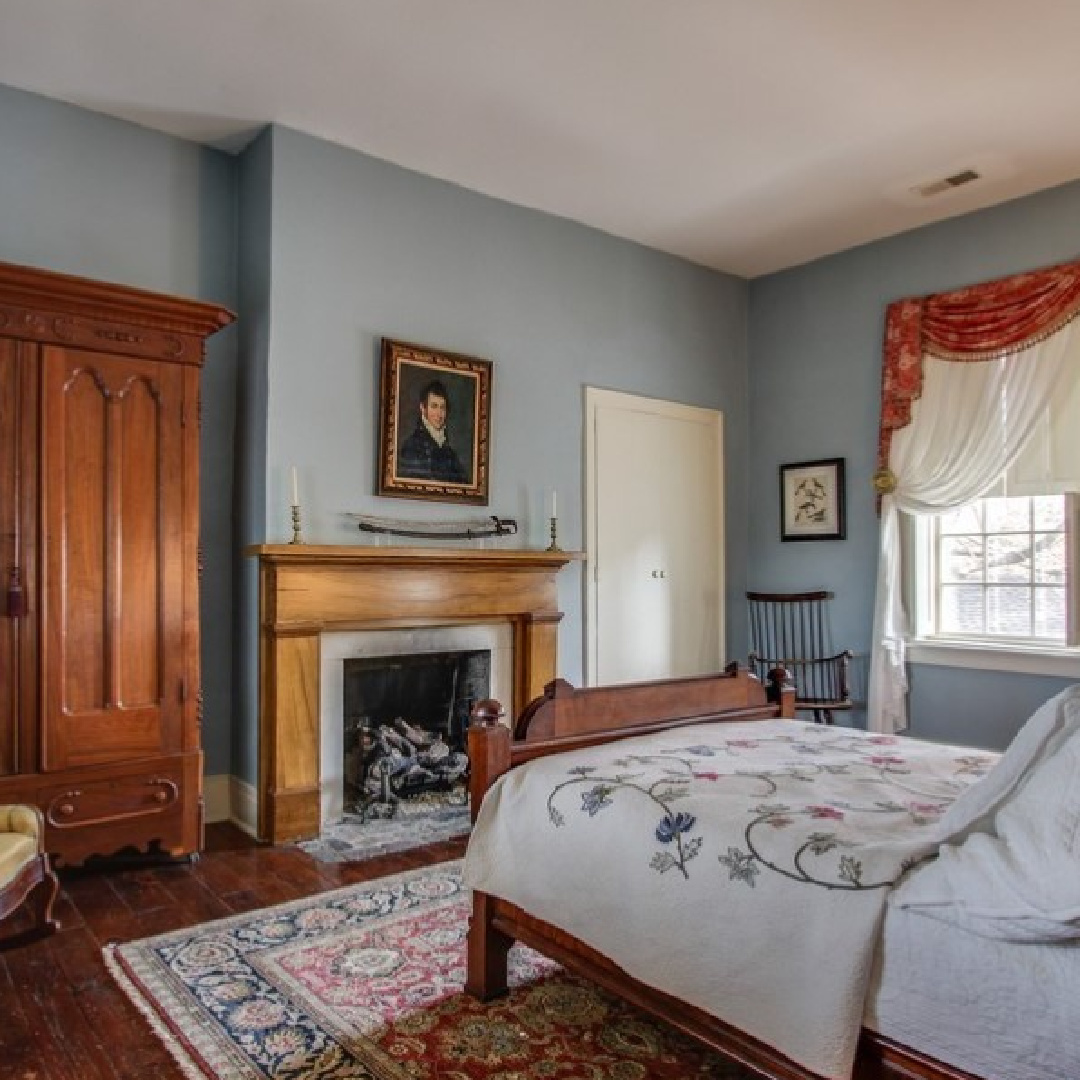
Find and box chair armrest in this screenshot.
[0,804,45,849]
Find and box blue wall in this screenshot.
[747,181,1080,748]
[7,76,1079,776]
[0,85,240,773]
[233,127,274,783]
[252,126,749,736]
[0,87,750,787]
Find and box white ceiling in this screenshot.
[2,0,1080,277]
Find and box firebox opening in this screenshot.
[342,649,489,819]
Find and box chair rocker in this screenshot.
[747,590,852,724]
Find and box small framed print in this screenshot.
[780,458,846,542]
[376,338,492,505]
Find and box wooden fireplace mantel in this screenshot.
[249,544,582,843]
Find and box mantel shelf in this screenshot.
[246,544,584,570]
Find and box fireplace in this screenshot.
[251,545,580,843]
[342,649,489,818]
[319,623,512,826]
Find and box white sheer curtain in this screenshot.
[868,320,1080,733]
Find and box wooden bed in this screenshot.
[465,664,980,1080]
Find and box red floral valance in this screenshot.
[877,260,1080,479]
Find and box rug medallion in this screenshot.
[106,861,747,1079]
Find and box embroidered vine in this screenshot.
[543,729,995,890]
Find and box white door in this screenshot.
[586,388,723,685]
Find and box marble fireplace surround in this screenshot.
[250,545,579,844]
[321,622,512,826]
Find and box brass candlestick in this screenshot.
[546,515,560,552]
[290,504,304,545]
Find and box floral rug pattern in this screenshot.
[106,861,749,1079]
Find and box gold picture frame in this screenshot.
[376,338,492,504]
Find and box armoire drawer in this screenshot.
[41,771,182,830]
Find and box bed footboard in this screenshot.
[465,892,982,1080]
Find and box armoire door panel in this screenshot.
[41,348,185,773]
[48,707,163,769]
[116,375,170,708]
[59,366,108,713]
[0,340,18,775]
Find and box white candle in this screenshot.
[551,489,557,518]
[291,466,299,506]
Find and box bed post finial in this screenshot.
[468,698,511,823]
[767,667,797,717]
[471,699,506,726]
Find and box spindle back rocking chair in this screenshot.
[747,590,852,724]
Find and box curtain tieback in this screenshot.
[872,467,897,494]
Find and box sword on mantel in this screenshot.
[345,512,518,541]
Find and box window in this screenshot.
[911,492,1080,668]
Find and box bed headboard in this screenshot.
[508,662,793,740]
[467,664,795,819]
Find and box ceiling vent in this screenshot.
[913,169,982,198]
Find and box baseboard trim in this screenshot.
[230,776,259,836]
[204,774,231,823]
[204,773,259,837]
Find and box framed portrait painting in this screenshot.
[376,338,492,504]
[779,457,846,541]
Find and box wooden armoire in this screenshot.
[0,261,233,865]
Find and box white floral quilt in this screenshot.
[463,718,997,1080]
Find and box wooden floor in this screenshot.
[0,823,467,1080]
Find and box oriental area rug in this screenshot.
[105,861,750,1080]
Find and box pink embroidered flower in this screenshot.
[870,755,905,766]
[768,815,793,829]
[694,771,721,782]
[908,802,943,815]
[807,805,844,820]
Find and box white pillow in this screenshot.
[934,683,1080,842]
[897,717,1080,943]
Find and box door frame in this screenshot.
[584,386,725,687]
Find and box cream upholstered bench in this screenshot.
[0,804,59,947]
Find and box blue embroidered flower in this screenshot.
[580,785,614,817]
[682,745,717,757]
[655,811,696,844]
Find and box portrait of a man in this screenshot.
[377,338,492,504]
[397,379,467,483]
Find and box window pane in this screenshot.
[1034,534,1067,583]
[985,497,1031,533]
[1034,588,1068,640]
[1032,495,1065,532]
[986,535,1032,583]
[926,491,1071,646]
[938,503,982,534]
[940,585,984,635]
[987,586,1032,636]
[939,536,984,582]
